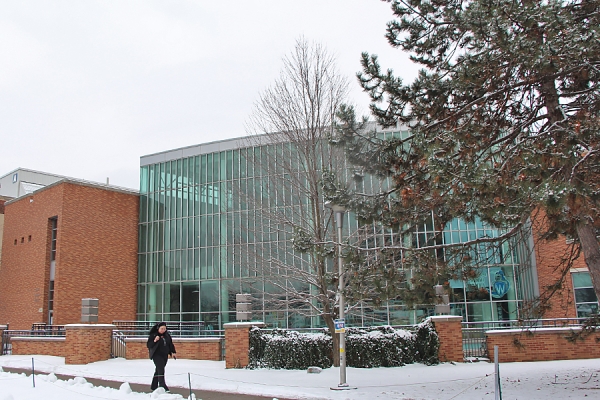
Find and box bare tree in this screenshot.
[243,37,351,366]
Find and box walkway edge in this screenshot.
[1,366,290,400]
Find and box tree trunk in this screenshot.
[575,220,600,301]
[323,315,340,367]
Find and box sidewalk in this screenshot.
[1,355,599,399]
[2,366,286,400]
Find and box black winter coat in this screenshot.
[147,331,176,360]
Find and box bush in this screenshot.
[248,328,332,369]
[413,319,440,365]
[346,326,416,367]
[246,320,439,369]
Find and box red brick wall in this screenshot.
[225,326,249,368]
[64,324,114,364]
[0,199,5,273]
[224,323,264,368]
[0,182,138,329]
[0,188,64,329]
[54,183,139,326]
[530,210,582,319]
[486,327,600,362]
[11,337,66,357]
[125,337,222,360]
[430,316,464,362]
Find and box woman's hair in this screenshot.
[149,321,167,335]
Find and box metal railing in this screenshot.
[1,326,66,355]
[110,321,225,359]
[111,330,127,358]
[112,321,212,337]
[461,318,590,359]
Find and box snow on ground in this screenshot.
[0,355,598,399]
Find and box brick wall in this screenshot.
[486,327,600,363]
[11,337,66,357]
[530,210,582,319]
[0,187,63,328]
[0,204,5,271]
[224,322,264,369]
[0,181,138,329]
[54,183,139,326]
[429,316,464,362]
[64,324,115,364]
[125,337,222,360]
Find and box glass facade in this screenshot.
[138,134,539,328]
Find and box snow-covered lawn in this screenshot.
[0,355,598,399]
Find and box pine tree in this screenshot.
[335,0,600,301]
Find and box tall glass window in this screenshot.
[572,271,599,317]
[138,135,538,328]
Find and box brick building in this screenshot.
[0,179,139,329]
[530,210,598,319]
[0,196,10,273]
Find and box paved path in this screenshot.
[2,366,289,400]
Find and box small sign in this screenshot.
[334,319,345,333]
[491,269,510,299]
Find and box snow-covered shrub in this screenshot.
[247,328,332,369]
[413,319,440,365]
[346,326,416,367]
[247,323,439,369]
[247,326,269,369]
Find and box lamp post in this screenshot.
[325,201,354,390]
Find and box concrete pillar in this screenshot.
[65,324,115,364]
[223,322,264,369]
[429,315,464,362]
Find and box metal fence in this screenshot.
[461,318,588,359]
[1,326,66,355]
[111,330,127,358]
[112,321,214,337]
[110,321,225,359]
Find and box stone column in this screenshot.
[429,315,463,362]
[65,324,115,364]
[224,322,264,369]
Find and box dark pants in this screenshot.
[151,355,169,391]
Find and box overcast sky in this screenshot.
[0,1,419,190]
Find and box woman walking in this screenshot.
[147,322,176,391]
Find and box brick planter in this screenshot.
[486,327,600,362]
[124,337,222,360]
[65,324,115,364]
[11,336,66,357]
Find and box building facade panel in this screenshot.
[0,197,9,271]
[0,181,139,329]
[0,168,65,199]
[52,183,140,325]
[138,133,546,329]
[0,186,64,329]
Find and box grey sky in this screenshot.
[0,1,419,190]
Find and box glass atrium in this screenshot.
[138,134,539,329]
